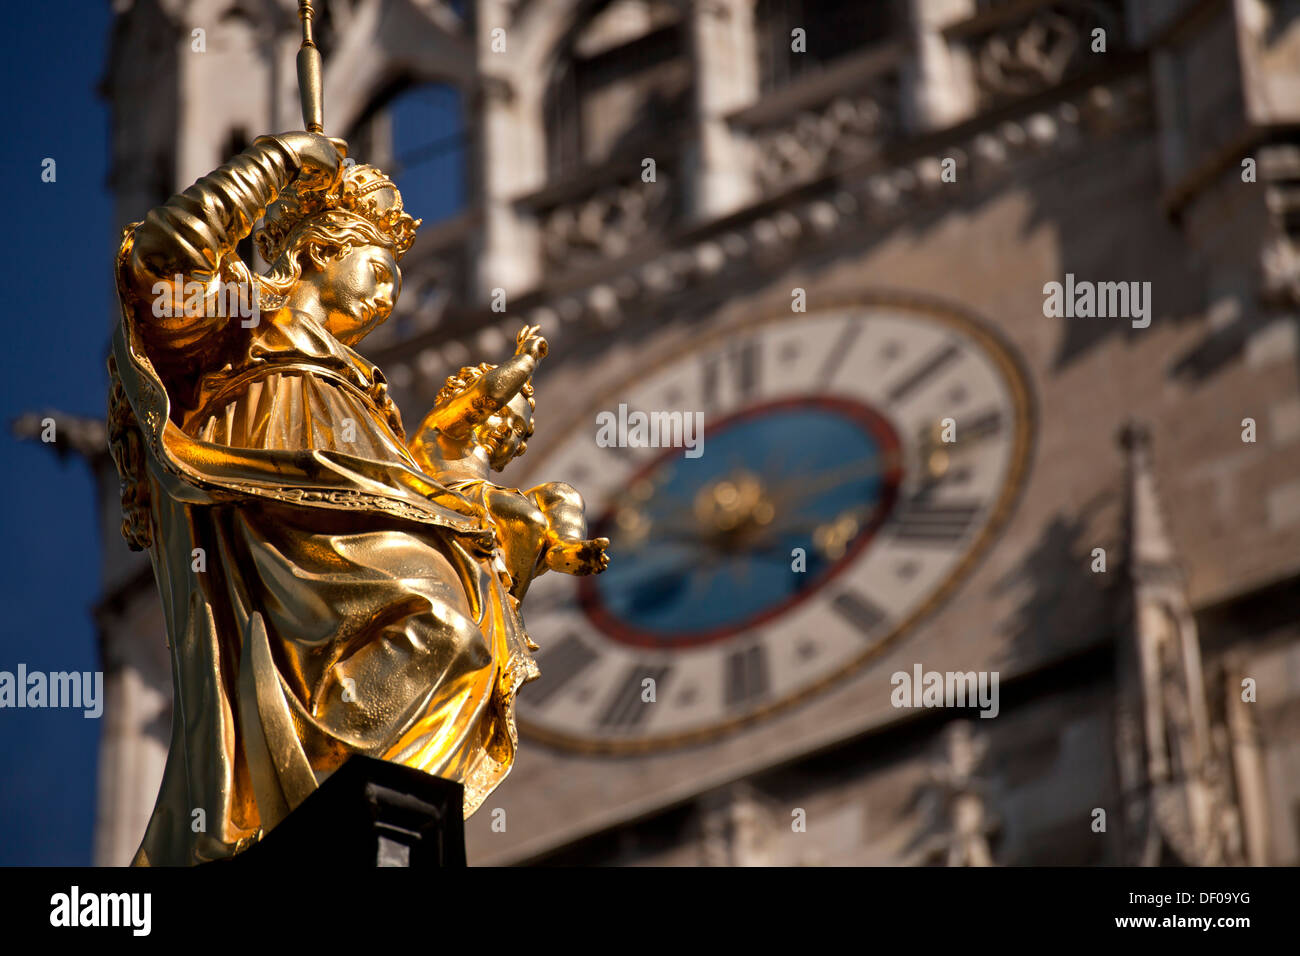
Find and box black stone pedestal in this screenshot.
[218,755,466,867]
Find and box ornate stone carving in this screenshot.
[751,79,899,192]
[698,783,778,867]
[1115,423,1249,867]
[1260,143,1300,307]
[539,172,675,269]
[908,721,999,866]
[969,1,1123,106]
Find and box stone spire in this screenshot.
[1114,421,1244,866]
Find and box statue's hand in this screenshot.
[515,324,549,361]
[277,131,349,193]
[545,537,610,576]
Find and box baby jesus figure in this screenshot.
[408,324,610,600]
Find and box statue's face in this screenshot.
[476,394,533,472]
[312,243,400,345]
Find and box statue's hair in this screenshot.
[257,162,419,264]
[251,212,394,305]
[436,363,536,441]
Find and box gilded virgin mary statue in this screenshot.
[108,130,608,865]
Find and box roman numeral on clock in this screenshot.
[526,634,598,709]
[597,664,672,730]
[831,589,889,636]
[886,342,960,406]
[888,498,983,544]
[724,644,770,709]
[958,408,1003,443]
[701,339,761,410]
[816,316,866,385]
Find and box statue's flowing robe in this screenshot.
[109,140,538,866]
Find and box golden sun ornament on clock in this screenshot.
[516,297,1034,753]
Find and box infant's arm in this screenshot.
[422,327,547,440]
[528,482,609,575]
[528,482,589,543]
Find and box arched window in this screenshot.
[544,0,691,180]
[349,82,468,226]
[346,82,472,347]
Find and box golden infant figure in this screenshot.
[408,324,611,600]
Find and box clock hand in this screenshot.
[613,515,706,553]
[763,451,962,557]
[615,446,906,564]
[614,447,890,540]
[910,412,1004,484]
[749,440,957,550]
[725,553,757,588]
[608,541,715,575]
[764,449,902,508]
[612,550,722,617]
[748,502,878,538]
[708,506,877,565]
[810,506,877,560]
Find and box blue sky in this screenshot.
[0,1,114,866]
[0,3,464,865]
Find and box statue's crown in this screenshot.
[257,162,421,263]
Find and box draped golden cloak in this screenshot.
[110,179,539,866]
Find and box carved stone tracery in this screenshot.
[968,1,1123,106]
[539,171,675,268]
[750,77,899,192]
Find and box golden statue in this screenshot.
[107,3,608,866]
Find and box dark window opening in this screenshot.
[545,22,691,179]
[756,0,899,92]
[350,83,468,227]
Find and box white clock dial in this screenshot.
[515,300,1033,753]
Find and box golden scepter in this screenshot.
[297,0,324,133]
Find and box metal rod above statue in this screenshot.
[297,0,324,133]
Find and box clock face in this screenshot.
[516,299,1033,753]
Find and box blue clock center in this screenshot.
[579,397,902,648]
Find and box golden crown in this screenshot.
[256,162,421,263]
